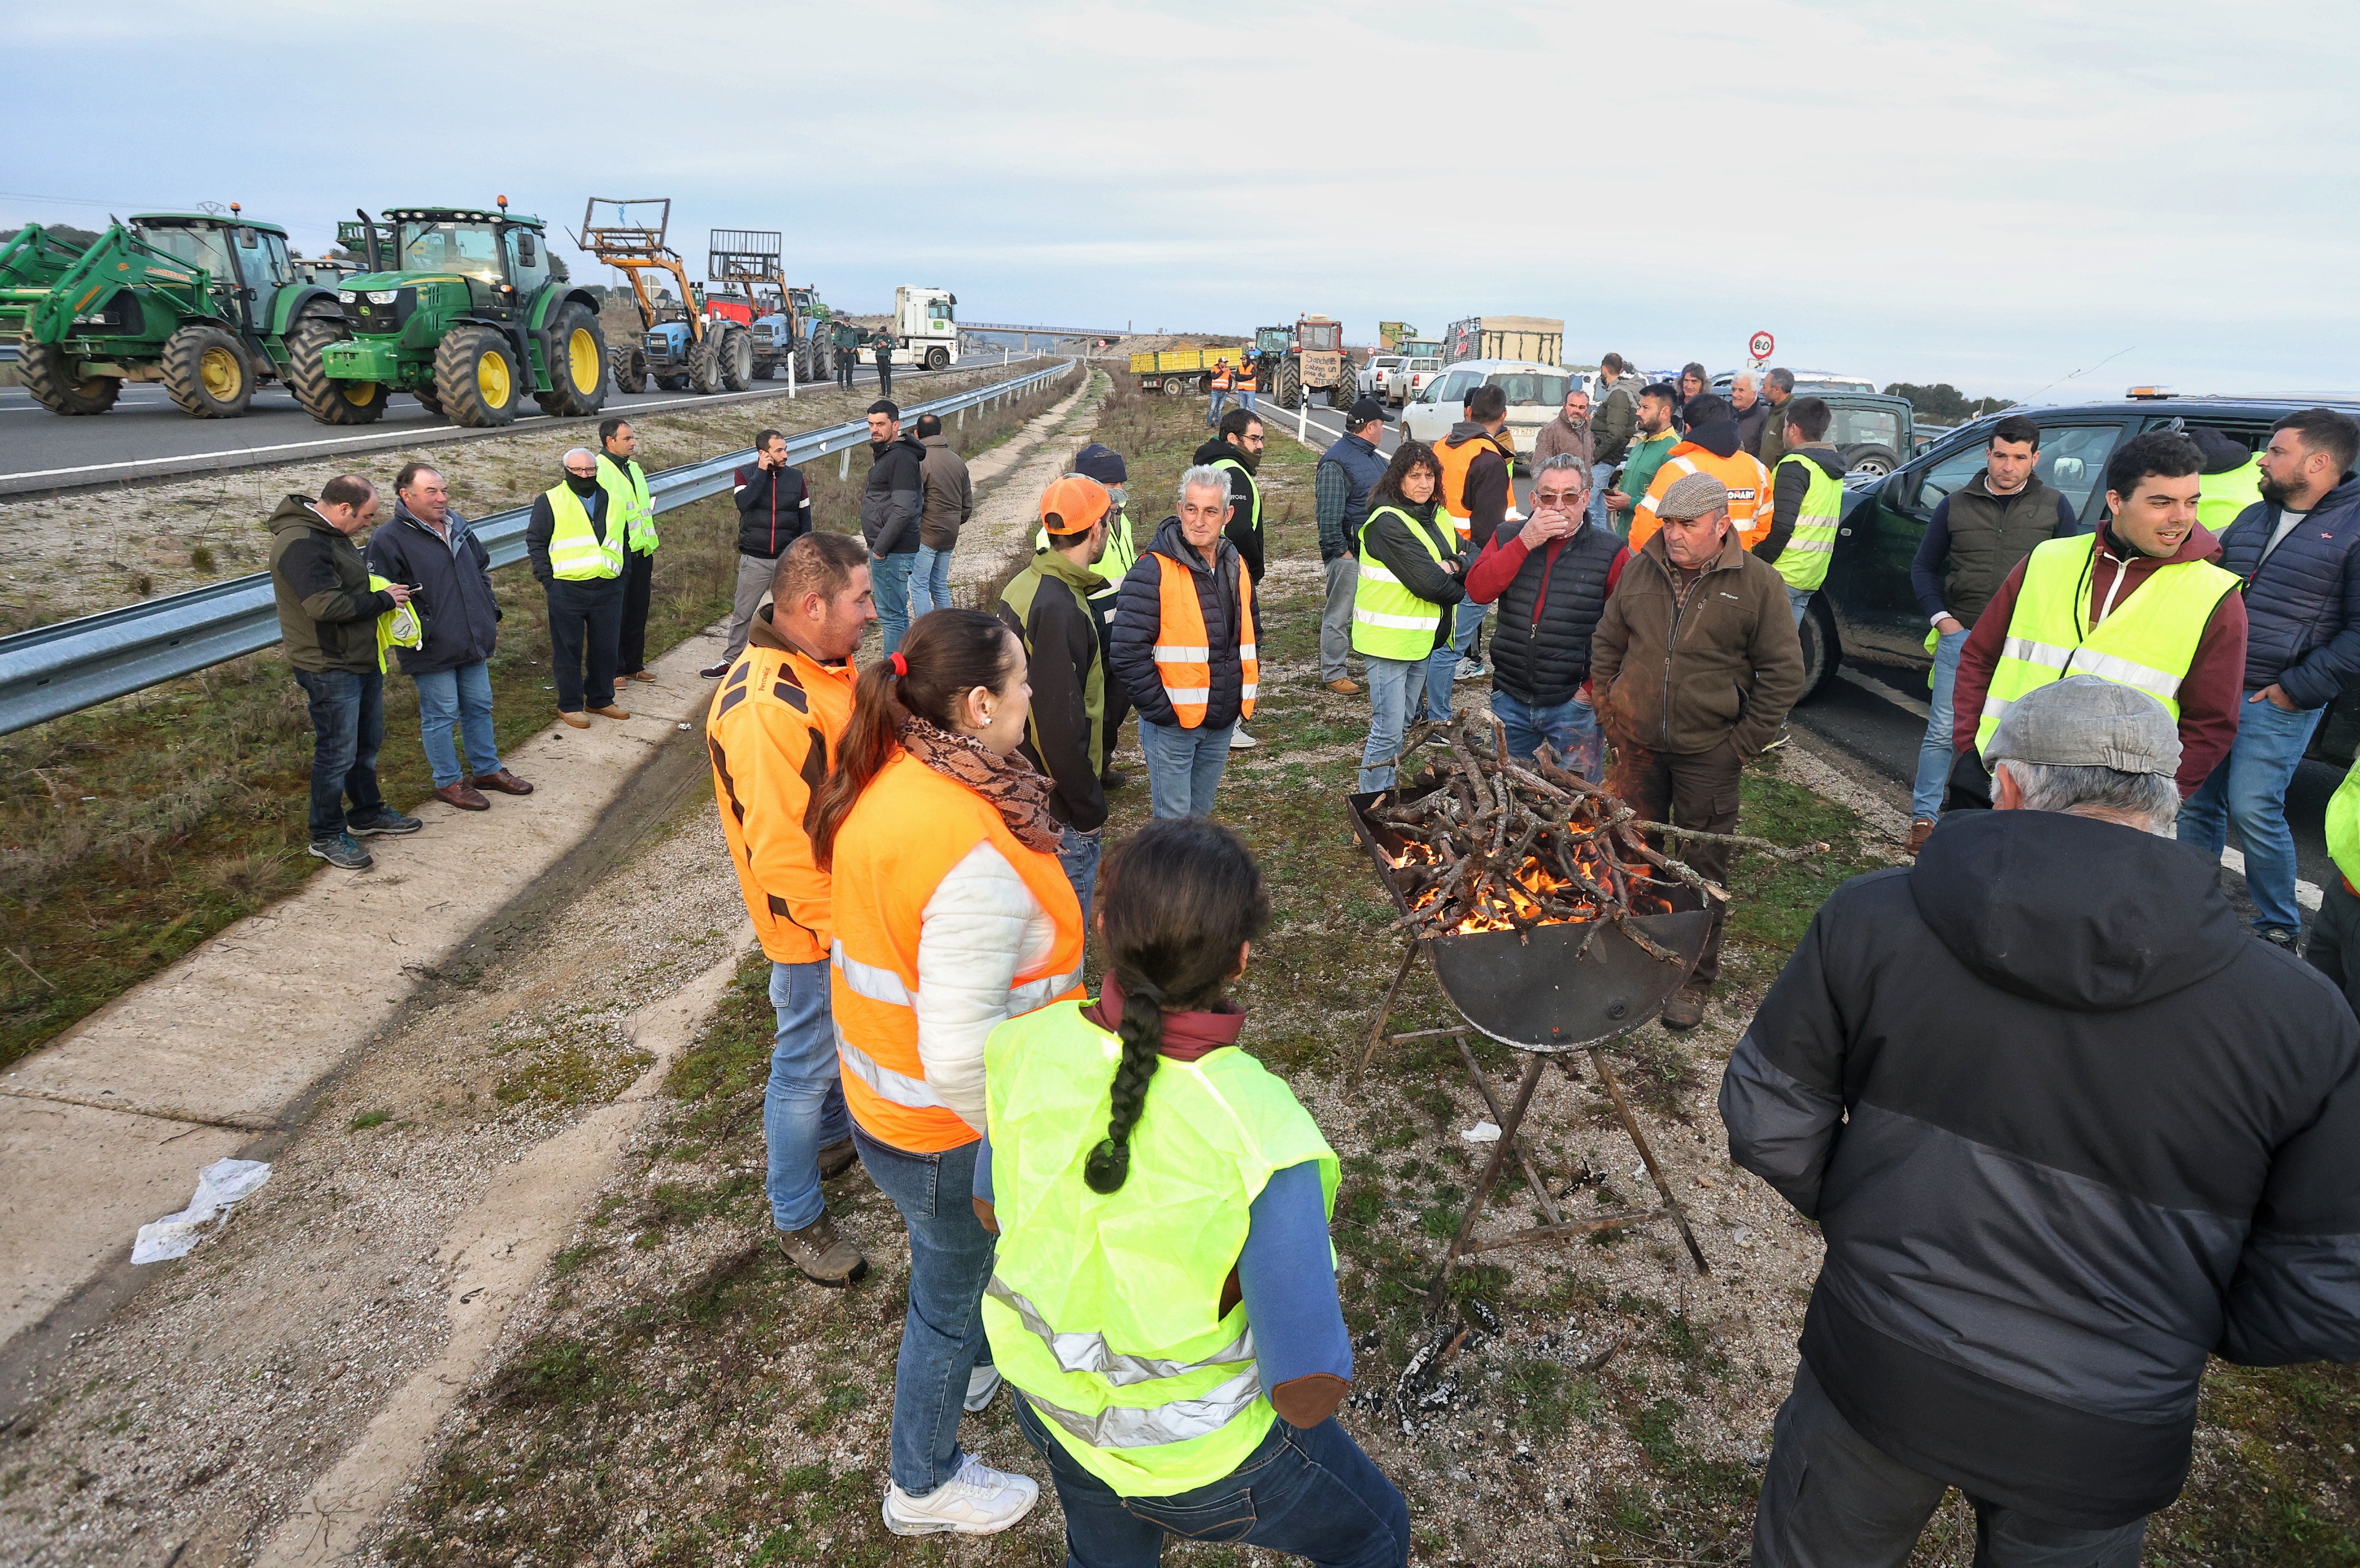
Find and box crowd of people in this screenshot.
[257,364,2360,1566]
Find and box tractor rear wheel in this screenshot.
[926,346,949,370]
[719,327,753,391]
[688,333,725,395]
[285,319,387,425]
[161,325,255,418]
[434,326,520,428]
[609,343,648,395]
[752,353,775,381]
[1274,359,1302,409]
[18,338,123,415]
[414,385,444,417]
[535,304,607,417]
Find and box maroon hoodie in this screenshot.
[1953,521,2248,796]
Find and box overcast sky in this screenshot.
[12,0,2354,401]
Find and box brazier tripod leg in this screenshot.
[1352,939,1422,1090]
[1587,1046,1710,1276]
[1431,1052,1547,1303]
[1453,1035,1565,1230]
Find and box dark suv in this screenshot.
[1798,394,2360,762]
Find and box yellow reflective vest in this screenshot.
[1770,451,1844,591]
[1351,504,1455,660]
[600,454,656,553]
[1975,533,2238,753]
[543,482,624,581]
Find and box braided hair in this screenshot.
[1083,819,1270,1194]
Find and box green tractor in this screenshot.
[0,208,348,417]
[303,200,607,427]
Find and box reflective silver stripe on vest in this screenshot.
[832,1019,943,1109]
[2003,637,2181,700]
[1154,644,1210,662]
[1354,608,1436,629]
[1018,1374,1265,1449]
[988,1275,1256,1386]
[1007,964,1084,1017]
[2001,635,2075,673]
[1358,562,1404,585]
[1781,537,1835,553]
[832,939,913,1006]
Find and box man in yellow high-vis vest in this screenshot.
[526,447,631,728]
[1754,395,1848,624]
[599,417,660,685]
[1952,431,2248,810]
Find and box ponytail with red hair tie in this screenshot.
[888,651,908,677]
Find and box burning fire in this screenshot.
[1387,835,1668,936]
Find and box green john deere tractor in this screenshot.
[304,201,607,427]
[0,209,348,417]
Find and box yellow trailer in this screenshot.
[1129,343,1248,394]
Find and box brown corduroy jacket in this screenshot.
[1590,527,1805,757]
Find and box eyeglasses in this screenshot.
[1533,488,1583,507]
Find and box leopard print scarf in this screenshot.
[897,715,1064,857]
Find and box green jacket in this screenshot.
[999,548,1109,832]
[1756,399,1790,469]
[268,494,394,674]
[1615,430,1680,535]
[1593,376,1639,464]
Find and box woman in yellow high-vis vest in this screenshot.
[975,819,1409,1567]
[807,607,1084,1538]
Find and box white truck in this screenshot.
[886,286,958,369]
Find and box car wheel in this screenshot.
[1847,444,1900,477]
[1796,593,1842,704]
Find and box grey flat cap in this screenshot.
[1985,674,2180,778]
[1657,471,1729,520]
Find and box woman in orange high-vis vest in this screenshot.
[809,607,1084,1537]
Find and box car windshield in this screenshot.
[1301,322,1341,352]
[1487,372,1567,406]
[1832,407,1901,450]
[1915,422,2124,522]
[396,220,504,283]
[137,223,233,283]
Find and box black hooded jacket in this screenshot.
[1722,809,2360,1529]
[1108,516,1256,730]
[1193,435,1263,581]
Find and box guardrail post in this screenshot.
[838,445,851,481]
[1298,392,1309,444]
[956,405,965,429]
[788,346,797,400]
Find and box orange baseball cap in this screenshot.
[1040,474,1111,536]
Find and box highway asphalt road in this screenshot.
[1274,393,2336,933]
[0,357,994,498]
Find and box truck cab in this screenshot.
[892,286,957,369]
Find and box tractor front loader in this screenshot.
[576,198,732,397]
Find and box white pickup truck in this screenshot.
[1360,354,1405,402]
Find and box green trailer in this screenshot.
[304,201,607,427]
[0,209,348,417]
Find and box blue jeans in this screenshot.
[910,543,955,617]
[2178,696,2325,936]
[1911,627,1969,821]
[1491,687,1602,781]
[872,551,915,655]
[291,668,385,841]
[1422,600,1484,720]
[853,1127,995,1495]
[411,659,501,788]
[1137,717,1233,819]
[1358,653,1423,792]
[1012,1396,1410,1568]
[1589,461,1614,532]
[1786,584,1814,626]
[1240,388,1258,414]
[1208,390,1228,428]
[764,960,850,1232]
[1059,823,1102,932]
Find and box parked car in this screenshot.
[1361,353,1405,401]
[1713,368,1877,394]
[1400,359,1569,453]
[1798,392,2360,764]
[1390,356,1442,407]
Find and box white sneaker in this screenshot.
[1229,727,1259,750]
[964,1364,1002,1412]
[882,1453,1040,1536]
[1454,657,1484,682]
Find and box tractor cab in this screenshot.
[1254,325,1292,357]
[354,206,552,324]
[1296,317,1343,354]
[129,213,297,338]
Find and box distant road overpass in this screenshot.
[959,321,1128,350]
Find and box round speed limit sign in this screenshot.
[1748,330,1775,361]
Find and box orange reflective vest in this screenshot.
[1235,360,1259,392]
[1628,443,1776,552]
[1210,362,1232,390]
[1435,429,1515,542]
[828,751,1085,1153]
[707,639,858,966]
[1152,552,1258,728]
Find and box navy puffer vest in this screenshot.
[1490,520,1622,706]
[2215,472,2360,705]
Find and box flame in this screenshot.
[1387,829,1672,934]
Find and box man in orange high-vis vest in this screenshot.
[1207,356,1232,429]
[1108,463,1261,819]
[1629,392,1777,553]
[1436,382,1520,700]
[707,531,877,1288]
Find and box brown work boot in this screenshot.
[434,781,489,812]
[1325,677,1363,696]
[589,704,632,721]
[1904,818,1935,856]
[471,768,534,796]
[817,1136,859,1180]
[557,709,591,729]
[1659,980,1711,1031]
[776,1213,868,1287]
[626,669,658,683]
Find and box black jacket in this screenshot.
[2215,471,2360,705]
[1483,517,1622,704]
[1753,444,1848,565]
[734,462,812,559]
[524,482,613,585]
[1193,436,1264,582]
[266,495,392,675]
[1722,809,2360,1529]
[999,550,1108,831]
[860,432,925,556]
[1440,422,1514,549]
[363,501,501,675]
[1109,517,1257,731]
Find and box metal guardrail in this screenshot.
[0,358,1077,735]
